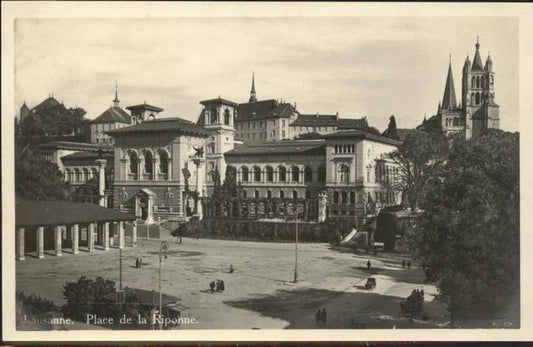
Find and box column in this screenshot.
[17,227,25,261]
[54,226,63,257]
[110,223,115,247]
[138,159,143,181]
[71,224,79,254]
[120,159,127,180]
[146,196,154,224]
[194,160,203,219]
[132,221,137,248]
[103,222,110,251]
[167,161,172,181]
[37,226,44,259]
[96,159,107,207]
[88,223,95,253]
[153,159,159,181]
[118,221,125,249]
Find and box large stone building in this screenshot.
[90,84,132,145]
[418,37,499,139]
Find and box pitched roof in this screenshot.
[34,141,113,152]
[16,199,136,227]
[125,103,164,112]
[235,100,295,122]
[31,97,64,113]
[61,150,114,162]
[322,129,402,146]
[472,39,484,71]
[396,128,422,141]
[106,117,209,137]
[92,106,131,124]
[442,62,457,109]
[225,140,326,157]
[290,114,368,129]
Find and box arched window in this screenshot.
[476,76,480,88]
[267,190,272,198]
[65,169,72,181]
[82,168,89,181]
[278,166,287,182]
[253,166,261,182]
[481,76,484,88]
[144,151,153,179]
[475,92,480,105]
[338,164,350,183]
[292,190,298,199]
[471,93,475,105]
[341,191,347,204]
[265,166,273,182]
[241,167,249,182]
[224,109,230,125]
[333,191,339,204]
[471,76,475,87]
[304,166,313,183]
[279,190,284,199]
[74,169,81,182]
[350,191,356,205]
[318,166,326,182]
[291,166,300,182]
[91,168,98,180]
[210,108,217,124]
[129,151,138,176]
[254,190,259,198]
[159,150,169,175]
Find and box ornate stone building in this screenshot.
[90,84,132,145]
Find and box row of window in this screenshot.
[334,144,355,154]
[470,75,494,89]
[65,167,113,183]
[95,137,113,144]
[206,108,233,126]
[237,165,326,183]
[242,189,306,199]
[128,150,169,178]
[236,119,287,130]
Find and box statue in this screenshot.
[192,146,204,158]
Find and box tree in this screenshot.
[383,115,399,140]
[221,165,238,197]
[15,146,71,200]
[419,129,519,326]
[387,131,448,211]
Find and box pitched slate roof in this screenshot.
[235,100,295,122]
[442,62,457,110]
[16,199,136,227]
[225,140,326,157]
[199,97,238,107]
[31,97,65,113]
[92,106,131,124]
[471,39,484,71]
[322,130,402,146]
[290,114,368,129]
[106,117,209,137]
[34,141,113,152]
[125,103,164,112]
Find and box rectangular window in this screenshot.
[282,130,285,138]
[282,120,286,126]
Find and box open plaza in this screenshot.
[16,232,448,330]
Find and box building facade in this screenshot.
[90,84,132,145]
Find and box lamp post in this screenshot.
[294,208,299,283]
[158,241,169,330]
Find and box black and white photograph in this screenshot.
[2,2,533,342]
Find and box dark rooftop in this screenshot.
[16,200,136,227]
[323,130,402,146]
[106,117,209,137]
[290,114,368,129]
[34,141,113,152]
[61,151,114,161]
[235,100,295,122]
[126,103,164,112]
[225,140,326,157]
[200,97,238,107]
[92,106,131,124]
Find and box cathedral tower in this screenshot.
[462,37,499,139]
[249,73,257,103]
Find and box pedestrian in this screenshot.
[209,281,215,293]
[367,260,371,270]
[316,310,321,325]
[220,280,225,292]
[229,264,234,273]
[139,257,142,268]
[215,280,221,292]
[407,261,411,269]
[321,308,327,325]
[135,258,139,268]
[402,260,406,269]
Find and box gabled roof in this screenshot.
[322,130,402,146]
[290,114,368,129]
[235,100,295,122]
[337,118,369,129]
[442,62,457,110]
[225,140,326,157]
[106,117,209,137]
[16,199,136,227]
[125,103,164,112]
[92,106,131,124]
[31,96,65,113]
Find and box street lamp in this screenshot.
[158,241,169,330]
[294,208,299,283]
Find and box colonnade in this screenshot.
[16,221,137,261]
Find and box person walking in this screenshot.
[315,309,321,326]
[209,281,215,293]
[367,260,371,270]
[407,261,411,269]
[321,308,327,325]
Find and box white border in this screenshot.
[2,1,533,342]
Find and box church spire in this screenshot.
[113,81,120,107]
[442,56,457,110]
[249,73,257,102]
[471,36,484,71]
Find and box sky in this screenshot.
[14,17,519,132]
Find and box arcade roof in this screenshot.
[106,117,209,137]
